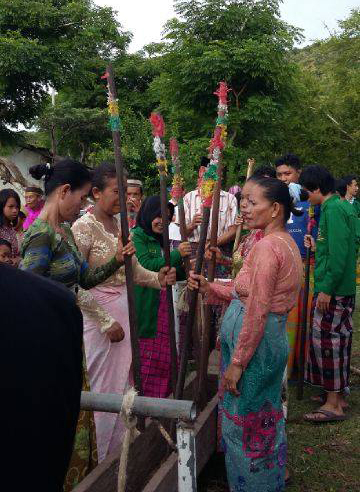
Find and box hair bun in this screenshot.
[29,163,53,181]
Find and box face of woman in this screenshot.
[58,183,92,222]
[93,177,120,216]
[3,197,19,223]
[151,217,163,234]
[240,181,277,230]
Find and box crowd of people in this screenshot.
[0,154,359,491]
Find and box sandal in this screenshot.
[310,394,349,409]
[304,409,348,423]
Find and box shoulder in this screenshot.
[72,213,94,235]
[21,219,56,253]
[132,226,147,241]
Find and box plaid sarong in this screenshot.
[139,289,172,398]
[305,294,355,392]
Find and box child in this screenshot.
[0,239,12,265]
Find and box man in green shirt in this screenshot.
[299,165,357,423]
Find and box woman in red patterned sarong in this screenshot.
[132,196,191,398]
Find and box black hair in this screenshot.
[299,165,335,195]
[0,189,21,227]
[235,191,242,208]
[275,154,301,171]
[252,165,276,179]
[341,175,358,186]
[0,238,12,250]
[29,158,92,197]
[200,156,210,168]
[336,179,347,198]
[92,161,117,192]
[18,210,26,219]
[248,177,303,223]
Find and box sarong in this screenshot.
[139,289,172,398]
[305,294,355,392]
[64,362,98,491]
[83,285,132,462]
[286,259,314,378]
[220,299,288,492]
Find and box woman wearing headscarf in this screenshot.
[71,163,176,461]
[132,196,191,398]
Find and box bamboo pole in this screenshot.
[104,64,142,395]
[150,115,178,394]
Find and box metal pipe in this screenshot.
[177,422,197,492]
[81,392,196,421]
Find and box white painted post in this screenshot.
[177,421,197,492]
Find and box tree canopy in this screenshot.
[1,1,358,190]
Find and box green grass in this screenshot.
[199,292,360,492]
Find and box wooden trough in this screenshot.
[73,354,220,492]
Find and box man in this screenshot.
[342,174,360,216]
[23,186,44,230]
[299,165,357,422]
[183,157,237,277]
[275,155,319,378]
[126,179,143,229]
[275,154,301,185]
[0,265,83,491]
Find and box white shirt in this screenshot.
[182,189,237,242]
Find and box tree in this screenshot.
[0,0,130,140]
[146,0,303,184]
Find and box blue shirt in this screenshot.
[286,201,320,258]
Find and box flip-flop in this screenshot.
[310,394,349,409]
[304,409,348,423]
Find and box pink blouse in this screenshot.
[208,232,303,369]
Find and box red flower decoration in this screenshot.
[169,138,179,157]
[150,113,165,137]
[214,81,229,105]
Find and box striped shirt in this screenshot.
[182,189,237,242]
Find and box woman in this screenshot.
[71,162,176,462]
[189,178,303,492]
[132,196,191,398]
[20,159,134,491]
[0,188,21,265]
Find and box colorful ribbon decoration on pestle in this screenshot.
[150,113,168,176]
[101,71,121,131]
[200,81,230,207]
[169,138,185,203]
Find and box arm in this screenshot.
[77,288,115,333]
[232,241,280,369]
[206,280,235,305]
[72,220,117,331]
[132,256,161,289]
[320,206,350,295]
[133,233,182,272]
[20,231,52,276]
[217,225,237,246]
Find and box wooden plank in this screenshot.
[143,394,218,492]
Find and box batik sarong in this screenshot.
[220,299,288,492]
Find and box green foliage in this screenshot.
[0,0,129,135]
[1,0,358,192]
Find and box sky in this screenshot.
[95,0,359,52]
